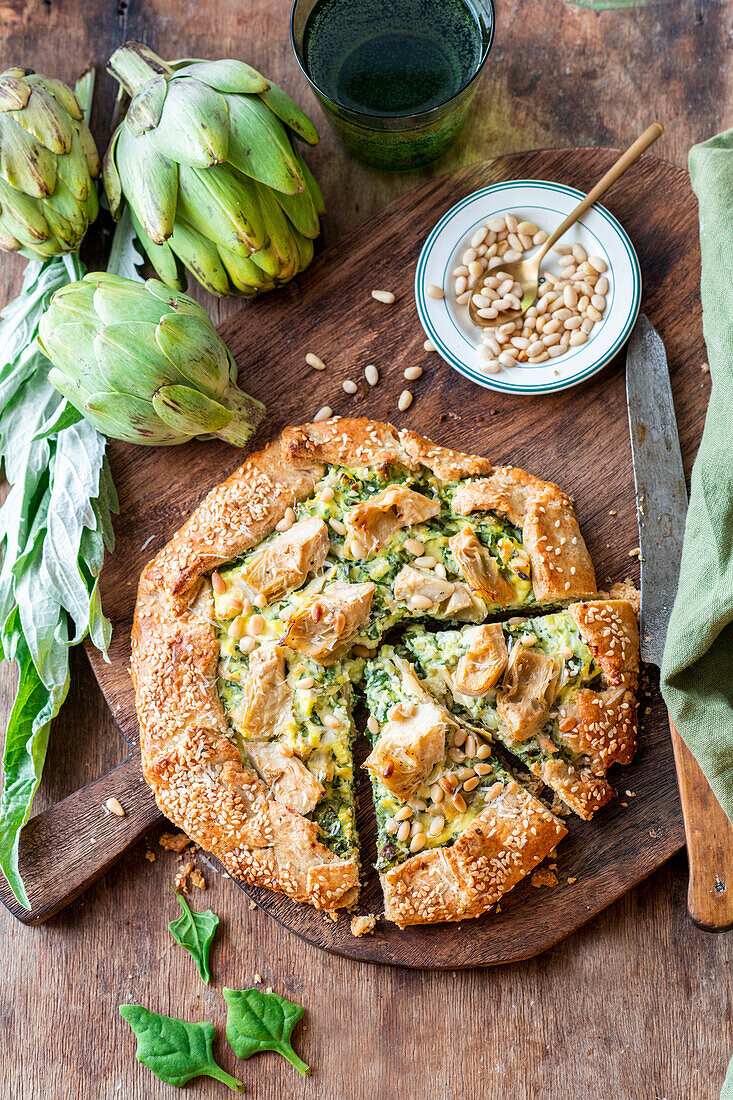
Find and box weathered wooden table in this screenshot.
[1,2,731,1098]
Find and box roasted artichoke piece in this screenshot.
[449,526,514,607]
[280,580,375,665]
[453,624,509,697]
[363,699,447,802]
[241,517,329,602]
[496,645,563,742]
[229,643,293,740]
[246,741,324,816]
[345,485,439,556]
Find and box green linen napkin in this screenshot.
[661,130,733,822]
[659,130,733,1100]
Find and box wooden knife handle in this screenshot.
[0,753,161,925]
[669,715,733,930]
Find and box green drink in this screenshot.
[291,0,494,171]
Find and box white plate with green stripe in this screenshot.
[414,180,641,396]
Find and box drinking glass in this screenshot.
[290,0,495,171]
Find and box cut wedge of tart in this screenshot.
[403,600,639,820]
[362,648,567,927]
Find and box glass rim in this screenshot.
[290,0,496,131]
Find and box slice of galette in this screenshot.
[403,600,639,820]
[362,648,567,928]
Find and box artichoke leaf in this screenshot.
[143,276,213,321]
[177,162,265,255]
[46,366,94,414]
[90,276,169,326]
[0,73,30,112]
[83,390,186,445]
[250,180,298,276]
[0,115,57,198]
[225,95,305,196]
[116,125,178,244]
[128,209,186,291]
[275,179,320,240]
[152,384,233,434]
[39,320,101,387]
[217,243,275,294]
[0,175,50,244]
[54,127,92,201]
[297,146,325,217]
[292,227,314,273]
[155,311,231,398]
[152,78,229,167]
[93,320,189,395]
[75,117,101,177]
[101,125,123,217]
[27,74,83,121]
[166,217,232,297]
[5,84,73,154]
[125,74,167,136]
[258,80,319,146]
[172,59,269,95]
[43,179,89,247]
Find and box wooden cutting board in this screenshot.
[0,148,706,966]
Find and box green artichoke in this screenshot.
[38,273,265,446]
[102,41,324,298]
[0,67,100,259]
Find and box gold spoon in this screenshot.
[468,123,664,330]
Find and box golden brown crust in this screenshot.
[571,600,640,687]
[537,759,615,821]
[131,418,597,918]
[452,468,596,603]
[558,688,637,772]
[381,781,567,927]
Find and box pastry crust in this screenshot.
[132,418,597,917]
[381,781,567,928]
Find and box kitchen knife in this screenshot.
[626,313,733,930]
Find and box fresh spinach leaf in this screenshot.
[223,987,310,1075]
[168,893,219,984]
[119,1004,243,1091]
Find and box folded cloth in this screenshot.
[659,130,733,1100]
[661,130,733,820]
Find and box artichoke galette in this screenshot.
[132,418,639,927]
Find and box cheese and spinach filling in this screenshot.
[403,610,602,793]
[362,648,524,873]
[210,462,592,866]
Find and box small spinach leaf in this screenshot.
[223,987,310,1075]
[119,1004,243,1091]
[168,893,219,984]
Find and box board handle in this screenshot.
[0,753,161,925]
[669,716,733,930]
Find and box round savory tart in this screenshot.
[131,418,637,925]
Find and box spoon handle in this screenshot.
[539,123,665,258]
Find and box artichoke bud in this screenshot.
[38,272,265,447]
[103,41,323,297]
[0,67,100,258]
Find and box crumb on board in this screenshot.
[254,973,262,984]
[350,914,377,938]
[159,831,191,853]
[189,868,206,890]
[144,849,156,863]
[249,901,256,910]
[324,910,338,923]
[567,876,577,885]
[265,986,273,995]
[701,362,710,373]
[174,861,194,894]
[531,866,559,889]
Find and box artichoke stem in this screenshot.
[107,41,172,96]
[214,385,266,447]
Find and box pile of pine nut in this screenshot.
[452,212,610,374]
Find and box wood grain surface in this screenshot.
[2,1,732,1098]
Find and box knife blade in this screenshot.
[625,313,688,667]
[626,313,733,932]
